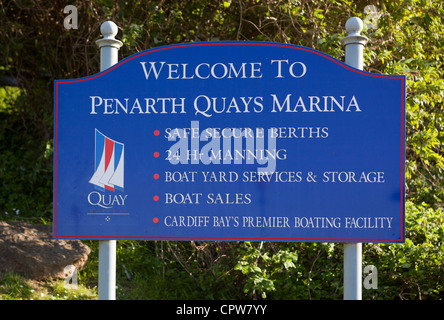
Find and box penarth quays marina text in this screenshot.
[88,94,362,116]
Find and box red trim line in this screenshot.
[53,42,406,241]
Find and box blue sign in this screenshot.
[54,41,405,242]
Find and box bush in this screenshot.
[0,110,53,221]
[234,201,444,300]
[363,202,444,300]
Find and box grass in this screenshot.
[0,239,99,300]
[0,271,97,300]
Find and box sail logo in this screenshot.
[89,129,124,192]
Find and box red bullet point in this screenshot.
[154,130,160,136]
[153,195,159,201]
[153,217,159,223]
[153,152,160,158]
[153,173,160,180]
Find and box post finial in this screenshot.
[96,21,123,50]
[340,17,368,47]
[96,21,123,71]
[100,21,119,40]
[345,17,364,36]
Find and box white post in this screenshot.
[95,21,122,301]
[340,17,368,301]
[96,21,123,73]
[98,240,117,300]
[343,243,362,300]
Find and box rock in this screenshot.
[0,220,91,280]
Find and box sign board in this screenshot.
[54,41,405,242]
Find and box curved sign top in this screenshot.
[54,41,405,242]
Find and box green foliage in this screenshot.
[233,201,444,300]
[0,106,53,220]
[235,242,342,299]
[0,272,34,300]
[1,0,443,300]
[363,202,444,300]
[359,1,444,206]
[109,240,244,299]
